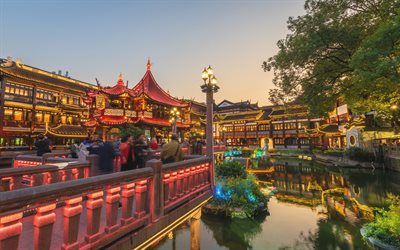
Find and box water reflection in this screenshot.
[155,158,400,250]
[202,214,266,250]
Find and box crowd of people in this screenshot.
[34,132,209,176]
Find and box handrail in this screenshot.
[163,156,210,172]
[0,165,58,177]
[0,160,93,191]
[0,167,153,213]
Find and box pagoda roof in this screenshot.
[220,110,263,121]
[216,99,259,111]
[132,61,188,107]
[45,124,88,138]
[83,116,190,128]
[100,73,137,97]
[138,117,190,128]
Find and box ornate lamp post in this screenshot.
[201,66,219,159]
[169,107,180,135]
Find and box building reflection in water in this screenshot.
[255,158,399,223]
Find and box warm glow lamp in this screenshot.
[202,68,208,80]
[211,76,218,85]
[207,65,213,76]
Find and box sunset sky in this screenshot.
[0,0,305,106]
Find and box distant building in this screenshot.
[214,100,326,149]
[185,99,206,139]
[0,57,96,149]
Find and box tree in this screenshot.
[119,124,144,139]
[263,0,400,118]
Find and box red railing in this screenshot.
[0,156,213,250]
[0,161,92,191]
[13,152,71,168]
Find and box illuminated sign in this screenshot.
[95,95,105,110]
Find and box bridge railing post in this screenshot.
[147,159,163,222]
[86,155,99,177]
[135,180,148,219]
[105,186,121,233]
[61,196,82,250]
[85,190,104,244]
[121,182,135,226]
[0,211,23,250]
[34,203,56,250]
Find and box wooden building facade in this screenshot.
[0,57,95,149]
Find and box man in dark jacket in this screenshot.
[34,134,51,156]
[134,134,149,168]
[98,141,115,175]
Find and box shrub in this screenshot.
[324,149,345,157]
[213,173,267,217]
[119,125,144,139]
[216,161,247,179]
[364,194,400,249]
[345,147,375,162]
[242,149,253,158]
[312,149,323,154]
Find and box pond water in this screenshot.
[153,158,400,250]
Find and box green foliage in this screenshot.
[213,161,267,217]
[241,149,253,158]
[364,194,400,249]
[216,161,247,179]
[212,173,268,218]
[263,0,400,117]
[345,147,374,162]
[323,149,345,157]
[119,124,144,139]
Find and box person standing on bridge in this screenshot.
[149,137,158,150]
[120,135,135,171]
[34,133,51,156]
[134,134,149,169]
[97,139,115,175]
[161,134,183,164]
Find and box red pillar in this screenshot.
[193,166,199,189]
[85,191,104,244]
[121,182,135,226]
[176,170,184,197]
[105,187,121,233]
[169,172,177,201]
[34,203,56,250]
[189,167,196,192]
[163,174,170,205]
[204,163,210,184]
[135,180,148,219]
[198,165,204,187]
[0,212,23,250]
[62,197,82,250]
[184,168,190,194]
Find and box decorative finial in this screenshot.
[147,58,151,71]
[118,72,123,81]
